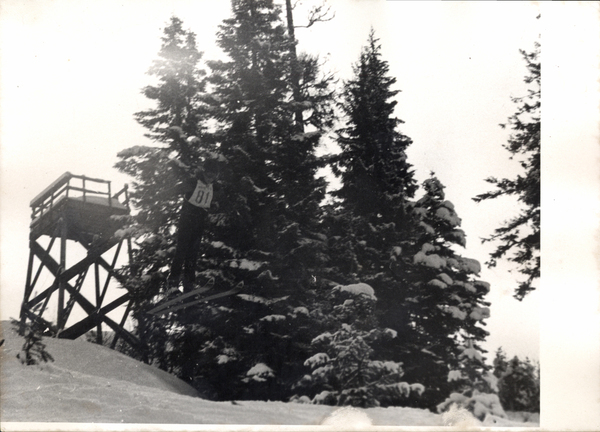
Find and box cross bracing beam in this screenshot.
[23,237,138,348]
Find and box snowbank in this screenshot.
[1,322,538,428]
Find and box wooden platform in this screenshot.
[30,194,129,244]
[29,172,130,245]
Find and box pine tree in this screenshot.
[135,16,207,164]
[473,42,540,300]
[325,29,417,320]
[114,6,335,398]
[283,0,335,132]
[437,339,506,421]
[176,0,334,400]
[395,176,493,409]
[115,15,209,265]
[117,16,210,234]
[328,32,492,410]
[292,283,424,407]
[11,317,55,366]
[332,29,417,218]
[204,0,331,289]
[492,347,509,378]
[494,354,540,412]
[114,16,211,367]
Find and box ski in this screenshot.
[149,282,244,316]
[146,278,215,315]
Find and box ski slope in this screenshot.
[0,323,538,428]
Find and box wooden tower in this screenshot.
[20,172,140,350]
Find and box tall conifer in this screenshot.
[329,32,492,409]
[114,16,210,368]
[332,30,417,218]
[184,0,334,399]
[474,42,540,300]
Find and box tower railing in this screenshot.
[30,172,129,226]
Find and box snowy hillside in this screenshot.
[0,323,538,427]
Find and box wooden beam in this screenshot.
[58,217,67,329]
[22,248,35,323]
[59,238,118,282]
[59,292,131,340]
[27,236,57,301]
[62,268,88,327]
[37,281,55,321]
[29,235,126,299]
[100,240,123,304]
[26,238,106,309]
[25,241,64,308]
[28,240,138,347]
[95,262,102,345]
[110,300,133,350]
[61,282,140,349]
[25,283,58,310]
[63,231,127,287]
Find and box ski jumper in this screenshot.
[169,176,214,291]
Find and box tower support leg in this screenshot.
[20,247,36,334]
[58,217,68,331]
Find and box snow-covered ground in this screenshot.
[1,322,538,429]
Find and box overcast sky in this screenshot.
[1,1,598,391]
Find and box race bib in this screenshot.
[188,180,213,209]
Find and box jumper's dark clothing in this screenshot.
[168,176,214,291]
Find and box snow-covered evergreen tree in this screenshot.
[113,16,214,368]
[394,176,493,409]
[324,29,418,350]
[114,15,210,284]
[201,0,332,295]
[327,31,492,410]
[113,2,335,400]
[331,29,417,219]
[493,352,540,412]
[174,0,334,400]
[437,339,505,421]
[135,16,206,155]
[492,347,509,379]
[292,283,424,407]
